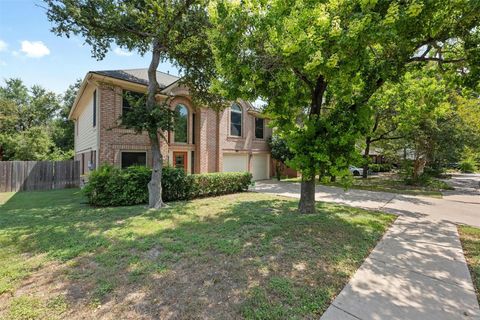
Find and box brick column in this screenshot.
[198,109,209,173]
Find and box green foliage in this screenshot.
[209,0,479,192]
[189,172,253,198]
[9,126,54,161]
[83,165,151,207]
[120,91,175,137]
[372,66,480,178]
[459,148,478,173]
[369,163,393,172]
[161,166,192,202]
[268,135,294,180]
[268,135,293,164]
[0,78,76,160]
[83,165,253,207]
[51,79,81,152]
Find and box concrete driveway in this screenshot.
[254,174,480,319]
[254,174,480,227]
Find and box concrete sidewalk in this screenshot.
[253,180,480,227]
[253,180,480,319]
[321,216,480,320]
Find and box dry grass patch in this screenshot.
[0,189,395,319]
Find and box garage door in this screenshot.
[251,154,269,181]
[223,153,248,173]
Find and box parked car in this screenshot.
[349,165,364,177]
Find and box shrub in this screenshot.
[83,165,253,206]
[83,165,150,206]
[190,172,253,198]
[459,158,477,173]
[369,163,393,172]
[161,166,192,202]
[459,147,478,173]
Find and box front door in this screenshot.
[173,152,188,172]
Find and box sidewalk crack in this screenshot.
[331,304,364,320]
[379,194,397,210]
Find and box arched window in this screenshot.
[230,103,242,136]
[174,104,188,143]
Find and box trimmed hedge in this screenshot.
[83,165,253,207]
[369,163,393,172]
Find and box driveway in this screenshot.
[254,174,480,227]
[254,174,480,319]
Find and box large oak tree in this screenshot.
[208,0,479,213]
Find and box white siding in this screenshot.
[75,89,98,153]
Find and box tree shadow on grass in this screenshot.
[0,189,395,319]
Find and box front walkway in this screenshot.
[253,180,480,320]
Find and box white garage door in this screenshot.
[223,153,248,173]
[251,154,269,181]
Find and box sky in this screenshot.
[0,0,179,94]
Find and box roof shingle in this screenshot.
[91,68,180,88]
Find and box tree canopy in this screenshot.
[208,0,480,213]
[0,78,77,161]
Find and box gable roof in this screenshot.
[91,68,180,88]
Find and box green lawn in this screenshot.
[283,175,453,198]
[458,225,480,304]
[0,189,395,319]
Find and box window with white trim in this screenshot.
[174,104,188,143]
[230,103,242,136]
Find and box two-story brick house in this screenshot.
[69,68,272,180]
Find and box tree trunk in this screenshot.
[298,175,316,214]
[362,136,371,178]
[413,156,426,181]
[148,132,166,208]
[298,76,327,214]
[275,161,282,181]
[146,39,165,209]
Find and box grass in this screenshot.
[0,189,395,319]
[283,174,453,198]
[458,225,480,304]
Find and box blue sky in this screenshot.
[0,0,179,94]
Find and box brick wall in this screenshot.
[95,83,270,176]
[97,84,168,167]
[217,101,272,171]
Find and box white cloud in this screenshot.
[20,40,50,58]
[113,47,133,57]
[0,40,7,52]
[0,60,6,67]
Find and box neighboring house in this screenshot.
[69,68,272,180]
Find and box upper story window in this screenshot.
[255,117,264,139]
[122,90,144,116]
[174,104,188,143]
[230,103,242,137]
[93,90,97,127]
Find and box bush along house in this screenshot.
[69,68,272,180]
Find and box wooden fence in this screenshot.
[0,160,80,192]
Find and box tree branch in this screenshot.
[407,56,465,64]
[292,67,314,88]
